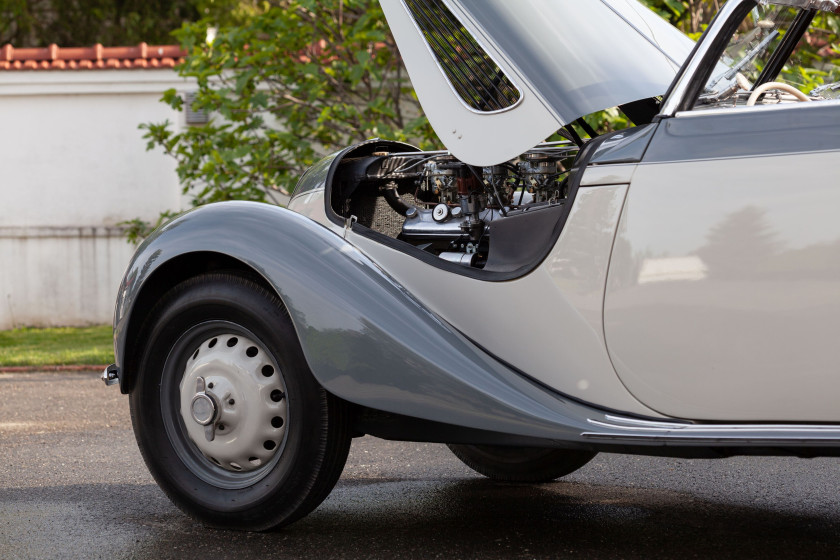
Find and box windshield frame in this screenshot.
[660,0,759,116]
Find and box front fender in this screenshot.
[114,201,598,440]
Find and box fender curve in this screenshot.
[114,201,605,441]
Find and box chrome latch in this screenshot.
[344,214,358,237]
[191,377,219,442]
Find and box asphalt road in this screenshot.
[2,371,840,559]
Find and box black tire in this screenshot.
[129,272,351,531]
[447,444,596,483]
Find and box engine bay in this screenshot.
[330,141,580,271]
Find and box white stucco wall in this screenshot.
[0,69,192,329]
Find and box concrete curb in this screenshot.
[0,364,107,373]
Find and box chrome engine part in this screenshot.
[401,206,506,242]
[482,164,513,207]
[360,143,577,268]
[518,153,564,203]
[421,157,461,204]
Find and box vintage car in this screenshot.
[104,0,840,530]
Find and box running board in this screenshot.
[583,414,840,446]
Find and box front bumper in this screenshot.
[101,364,120,386]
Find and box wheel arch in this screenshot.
[117,250,275,394]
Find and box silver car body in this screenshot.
[289,0,840,422]
[105,0,840,531]
[113,0,840,457]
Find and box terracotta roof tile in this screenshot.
[0,43,186,71]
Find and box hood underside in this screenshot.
[381,0,696,165]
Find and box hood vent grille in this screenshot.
[404,0,521,113]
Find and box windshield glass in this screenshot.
[697,4,840,107]
[701,6,801,100]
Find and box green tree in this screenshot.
[0,0,208,47]
[640,0,721,34]
[131,0,437,241]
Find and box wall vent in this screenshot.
[184,91,209,125]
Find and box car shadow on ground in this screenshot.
[1,478,837,559]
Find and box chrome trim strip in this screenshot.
[398,0,525,116]
[674,97,840,118]
[584,414,840,442]
[597,414,690,429]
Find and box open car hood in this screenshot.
[381,0,696,165]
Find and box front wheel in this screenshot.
[447,444,596,483]
[129,273,351,531]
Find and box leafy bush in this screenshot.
[131,0,437,241]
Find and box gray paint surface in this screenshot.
[647,101,840,163]
[606,103,840,421]
[345,185,657,417]
[114,202,603,441]
[449,0,694,122]
[113,201,840,448]
[589,123,657,165]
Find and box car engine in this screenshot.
[332,141,579,270]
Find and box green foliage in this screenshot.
[135,0,437,240]
[0,326,113,366]
[0,0,204,47]
[639,0,722,34]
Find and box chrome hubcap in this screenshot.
[179,333,288,473]
[191,392,217,426]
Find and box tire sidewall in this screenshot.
[448,444,596,483]
[130,275,328,527]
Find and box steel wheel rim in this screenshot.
[161,321,289,489]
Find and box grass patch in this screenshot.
[0,326,113,367]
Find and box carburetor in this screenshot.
[517,153,563,203]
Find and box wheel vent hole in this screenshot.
[218,424,225,431]
[248,457,261,466]
[246,346,258,358]
[270,389,284,402]
[262,365,274,378]
[271,416,284,429]
[208,338,217,348]
[230,462,242,471]
[263,440,276,451]
[210,457,220,465]
[192,349,199,360]
[207,382,214,389]
[227,337,238,347]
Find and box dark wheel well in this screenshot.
[120,252,275,394]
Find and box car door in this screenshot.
[604,2,840,421]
